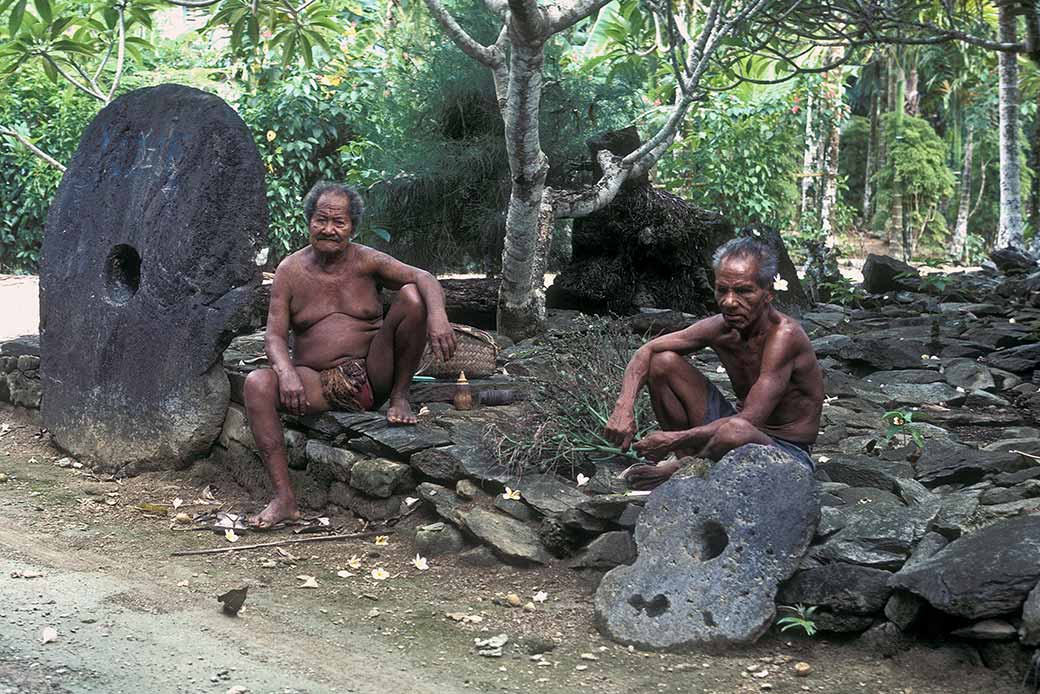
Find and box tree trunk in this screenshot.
[951,129,974,262]
[819,48,845,240]
[904,62,920,116]
[996,4,1026,249]
[887,55,907,260]
[799,93,817,224]
[496,40,551,340]
[863,88,880,221]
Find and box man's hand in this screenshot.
[427,315,457,363]
[625,459,681,491]
[278,368,310,416]
[604,405,638,451]
[633,430,683,461]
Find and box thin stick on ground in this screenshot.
[170,529,392,557]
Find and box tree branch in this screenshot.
[421,0,502,67]
[482,0,508,17]
[0,126,66,172]
[544,0,613,35]
[163,0,222,7]
[105,3,127,104]
[40,54,106,101]
[508,0,547,42]
[554,150,627,218]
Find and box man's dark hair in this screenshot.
[303,182,364,230]
[712,237,779,289]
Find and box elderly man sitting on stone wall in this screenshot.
[604,237,824,489]
[243,182,456,527]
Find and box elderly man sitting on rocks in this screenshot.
[243,182,456,528]
[604,237,824,490]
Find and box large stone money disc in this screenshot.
[40,84,266,474]
[595,445,819,650]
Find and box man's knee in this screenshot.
[713,417,761,450]
[648,350,686,380]
[244,369,278,407]
[393,284,427,320]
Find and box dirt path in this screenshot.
[0,275,39,341]
[0,404,1021,694]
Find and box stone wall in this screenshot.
[0,336,41,410]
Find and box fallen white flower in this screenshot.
[371,567,389,580]
[772,274,789,292]
[502,487,521,501]
[411,554,429,571]
[532,590,548,603]
[224,529,240,543]
[575,473,589,487]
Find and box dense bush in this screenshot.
[0,69,97,273]
[655,86,804,230]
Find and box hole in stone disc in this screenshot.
[628,593,670,617]
[104,244,141,305]
[695,520,729,560]
[702,609,717,627]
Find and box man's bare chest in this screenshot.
[289,273,382,327]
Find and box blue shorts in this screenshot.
[704,380,815,471]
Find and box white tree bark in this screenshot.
[799,92,817,223]
[423,0,782,337]
[951,129,973,262]
[996,4,1025,249]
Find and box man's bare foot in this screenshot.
[386,396,417,426]
[248,496,301,529]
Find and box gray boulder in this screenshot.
[349,458,414,498]
[890,515,1040,619]
[862,254,919,294]
[460,507,552,565]
[915,442,1025,487]
[415,522,466,556]
[594,444,818,650]
[778,564,893,615]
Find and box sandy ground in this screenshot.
[0,275,39,341]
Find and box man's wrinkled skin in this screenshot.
[604,254,823,490]
[243,190,456,528]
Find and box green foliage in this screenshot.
[818,275,864,307]
[0,65,97,272]
[490,317,655,478]
[656,86,804,229]
[878,408,925,450]
[235,67,368,260]
[871,113,955,247]
[776,604,818,637]
[838,115,869,210]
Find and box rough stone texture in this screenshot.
[218,403,255,450]
[571,531,637,570]
[304,440,358,483]
[811,335,924,371]
[878,382,962,406]
[414,522,467,556]
[594,445,818,650]
[459,507,551,565]
[929,491,980,539]
[349,458,415,498]
[986,343,1040,374]
[951,619,1017,641]
[810,498,938,569]
[884,591,925,631]
[409,445,467,482]
[862,254,919,294]
[890,515,1040,619]
[40,84,265,474]
[819,456,913,493]
[914,442,1025,487]
[493,497,538,522]
[1019,582,1040,646]
[327,482,403,521]
[518,474,589,517]
[942,359,996,391]
[778,564,893,615]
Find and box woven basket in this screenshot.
[417,323,498,379]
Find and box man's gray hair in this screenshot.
[712,237,779,289]
[303,181,364,230]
